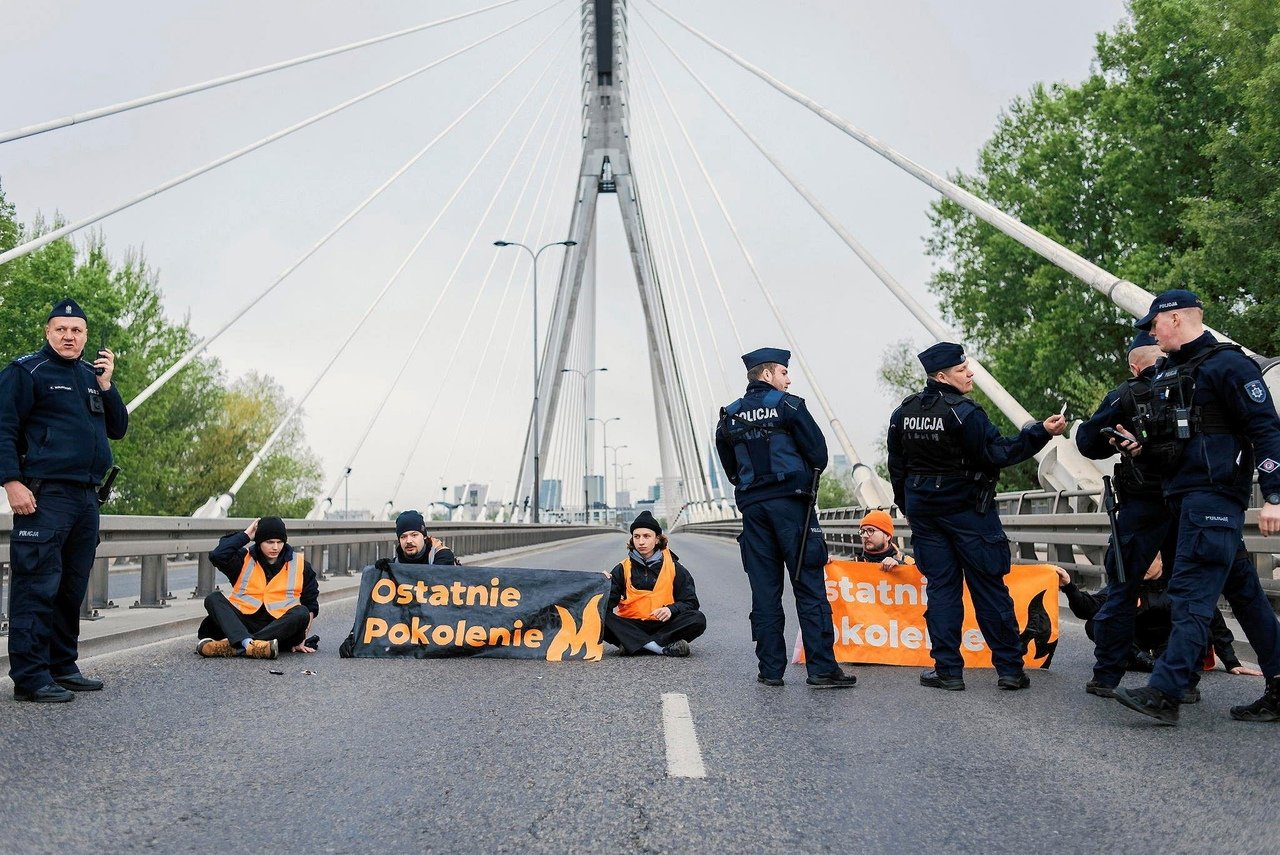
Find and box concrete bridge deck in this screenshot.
[2,534,1275,853]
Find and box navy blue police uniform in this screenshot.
[715,348,851,686]
[886,342,1050,687]
[1114,290,1280,723]
[1074,331,1179,692]
[0,299,127,700]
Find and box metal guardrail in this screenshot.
[0,516,610,634]
[678,489,1280,609]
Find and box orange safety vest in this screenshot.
[226,550,305,618]
[614,551,676,620]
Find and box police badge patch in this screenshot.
[1260,458,1279,474]
[1244,380,1267,403]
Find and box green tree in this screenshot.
[817,472,853,509]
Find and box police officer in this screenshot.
[1111,289,1280,724]
[887,342,1066,691]
[0,298,127,703]
[1075,331,1181,699]
[715,348,856,689]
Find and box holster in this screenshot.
[974,480,997,515]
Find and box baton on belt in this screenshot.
[1101,475,1126,585]
[791,469,822,585]
[97,465,120,506]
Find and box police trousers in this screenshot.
[602,609,707,655]
[198,592,311,649]
[909,507,1025,677]
[7,482,100,693]
[738,497,838,679]
[1149,492,1280,698]
[1091,494,1177,686]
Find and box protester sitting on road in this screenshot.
[602,511,706,657]
[196,517,319,660]
[1054,563,1261,676]
[855,510,914,570]
[392,509,459,565]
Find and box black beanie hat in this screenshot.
[254,516,287,544]
[396,510,428,538]
[630,510,662,535]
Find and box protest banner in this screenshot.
[793,561,1059,668]
[342,562,610,661]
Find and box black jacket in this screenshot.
[607,550,700,617]
[210,531,319,616]
[0,343,128,484]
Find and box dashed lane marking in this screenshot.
[661,692,706,779]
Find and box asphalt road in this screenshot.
[2,534,1277,854]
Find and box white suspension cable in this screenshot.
[214,24,572,509]
[0,0,530,145]
[127,6,568,413]
[641,1,1246,352]
[0,0,561,271]
[630,25,890,504]
[305,44,573,514]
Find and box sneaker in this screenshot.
[244,639,279,660]
[197,638,237,658]
[1114,686,1179,725]
[998,672,1031,691]
[920,670,965,691]
[1230,676,1280,722]
[1085,680,1117,698]
[756,675,784,687]
[807,670,857,689]
[662,639,691,657]
[1181,687,1201,705]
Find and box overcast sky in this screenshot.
[0,0,1129,514]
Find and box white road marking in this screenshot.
[661,692,707,779]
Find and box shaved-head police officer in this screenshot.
[715,348,856,689]
[1112,290,1280,724]
[0,298,127,703]
[1075,331,1182,700]
[887,342,1067,691]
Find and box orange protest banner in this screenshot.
[793,560,1059,668]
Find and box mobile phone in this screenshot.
[93,330,107,376]
[1101,427,1139,446]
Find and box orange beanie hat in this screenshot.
[860,510,894,537]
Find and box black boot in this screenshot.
[1230,676,1280,722]
[1114,686,1179,725]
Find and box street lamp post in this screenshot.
[343,467,352,518]
[589,416,620,523]
[563,368,608,523]
[607,444,629,522]
[493,239,577,523]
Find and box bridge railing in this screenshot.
[0,517,607,634]
[678,489,1280,609]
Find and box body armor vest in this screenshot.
[1113,374,1167,498]
[1133,343,1241,461]
[719,390,804,491]
[898,389,983,479]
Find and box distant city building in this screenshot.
[585,474,605,507]
[647,482,661,502]
[832,454,852,478]
[615,490,631,510]
[540,479,562,509]
[453,483,488,507]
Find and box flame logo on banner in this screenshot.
[546,593,605,661]
[1019,590,1057,666]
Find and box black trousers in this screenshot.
[199,592,310,649]
[603,609,706,655]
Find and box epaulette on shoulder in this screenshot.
[940,390,972,408]
[12,351,47,373]
[782,392,804,408]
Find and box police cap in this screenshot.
[741,347,790,370]
[1127,330,1158,352]
[918,342,965,374]
[1134,289,1203,331]
[46,298,87,322]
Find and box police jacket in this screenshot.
[607,549,699,617]
[0,343,128,485]
[1151,332,1280,505]
[1076,366,1164,499]
[714,380,828,510]
[210,532,319,616]
[395,540,458,565]
[886,379,1050,516]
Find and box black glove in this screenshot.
[375,557,392,573]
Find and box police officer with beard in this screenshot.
[1111,290,1280,725]
[1075,330,1181,699]
[0,298,127,703]
[715,348,856,689]
[887,342,1066,691]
